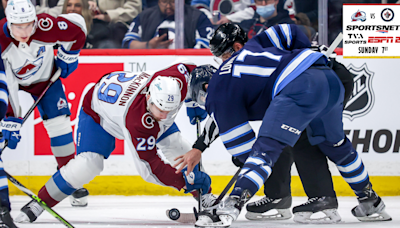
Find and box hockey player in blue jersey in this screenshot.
[181,23,391,227]
[0,62,19,227]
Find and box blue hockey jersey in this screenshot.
[206,24,325,156]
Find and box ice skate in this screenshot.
[351,184,392,222]
[0,207,18,228]
[70,188,89,207]
[245,195,292,220]
[292,196,341,224]
[196,190,250,228]
[195,196,240,228]
[14,200,44,223]
[201,193,218,209]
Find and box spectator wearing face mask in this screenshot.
[239,0,293,39]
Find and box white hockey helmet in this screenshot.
[6,0,37,38]
[147,76,181,112]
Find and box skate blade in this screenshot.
[294,209,342,224]
[14,212,31,223]
[245,209,292,220]
[166,210,196,223]
[195,215,233,228]
[356,210,392,222]
[69,195,88,207]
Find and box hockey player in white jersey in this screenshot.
[0,0,89,222]
[14,59,214,223]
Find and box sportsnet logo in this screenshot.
[352,10,367,22]
[343,64,375,121]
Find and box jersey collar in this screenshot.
[3,22,11,38]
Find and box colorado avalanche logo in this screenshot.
[12,57,43,80]
[57,98,68,110]
[38,18,54,31]
[142,112,155,129]
[351,10,367,22]
[343,63,375,121]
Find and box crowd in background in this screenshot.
[0,0,399,49]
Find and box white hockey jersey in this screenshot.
[81,61,197,189]
[0,13,86,116]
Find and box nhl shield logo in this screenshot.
[343,63,375,121]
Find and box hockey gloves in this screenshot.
[55,46,80,78]
[182,164,211,195]
[0,117,23,149]
[185,99,207,125]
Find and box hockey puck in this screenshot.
[168,208,180,220]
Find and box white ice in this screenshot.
[10,195,400,228]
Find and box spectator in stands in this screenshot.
[293,12,316,41]
[62,0,93,48]
[85,0,142,48]
[239,0,294,39]
[63,0,92,33]
[122,0,214,49]
[143,0,192,10]
[214,0,254,25]
[35,0,65,17]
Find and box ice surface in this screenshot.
[10,195,400,228]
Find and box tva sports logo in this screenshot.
[343,63,375,121]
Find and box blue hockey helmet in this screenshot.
[189,65,217,106]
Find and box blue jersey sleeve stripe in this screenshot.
[0,97,8,107]
[265,27,284,50]
[225,137,256,155]
[220,122,252,141]
[279,24,292,49]
[272,50,324,98]
[225,136,255,150]
[223,129,253,144]
[0,83,8,95]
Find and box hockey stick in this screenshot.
[194,118,202,220]
[324,32,343,58]
[6,173,74,228]
[0,68,74,227]
[212,167,241,206]
[167,167,241,224]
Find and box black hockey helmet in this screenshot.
[210,23,248,57]
[189,64,217,106]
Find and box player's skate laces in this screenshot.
[245,195,292,220]
[351,184,392,222]
[15,200,44,223]
[70,188,89,207]
[0,206,18,228]
[292,196,341,224]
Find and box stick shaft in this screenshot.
[6,172,74,228]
